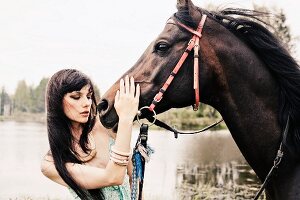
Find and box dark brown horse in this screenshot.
[98,0,300,199]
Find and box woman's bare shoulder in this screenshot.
[43,150,54,162]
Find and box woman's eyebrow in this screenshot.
[70,90,93,95]
[70,91,81,94]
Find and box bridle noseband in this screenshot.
[148,14,207,112]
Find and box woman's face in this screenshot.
[63,84,93,126]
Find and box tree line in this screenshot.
[0,78,49,115]
[0,77,102,116]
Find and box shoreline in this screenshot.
[0,112,46,124]
[0,112,226,130]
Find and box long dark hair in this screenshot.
[46,69,104,199]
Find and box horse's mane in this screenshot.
[175,7,300,156]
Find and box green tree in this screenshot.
[13,80,31,112]
[0,87,4,115]
[253,4,296,54]
[32,78,49,113]
[0,87,11,115]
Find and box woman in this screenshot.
[41,69,140,199]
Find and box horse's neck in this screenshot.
[208,52,300,198]
[266,162,300,199]
[210,53,282,178]
[211,63,300,199]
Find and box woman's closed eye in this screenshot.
[70,95,80,100]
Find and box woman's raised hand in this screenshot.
[114,75,140,122]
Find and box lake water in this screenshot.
[0,121,265,200]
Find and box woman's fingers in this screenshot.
[119,78,125,95]
[118,75,138,99]
[130,76,135,96]
[120,76,136,96]
[135,84,140,99]
[125,75,130,94]
[115,90,120,101]
[114,75,140,119]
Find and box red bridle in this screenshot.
[148,14,207,112]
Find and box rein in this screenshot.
[138,13,289,200]
[146,115,223,138]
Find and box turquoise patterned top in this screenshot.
[69,175,131,200]
[69,138,131,200]
[101,174,131,200]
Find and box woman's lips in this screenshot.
[80,111,90,117]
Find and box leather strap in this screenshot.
[148,14,207,112]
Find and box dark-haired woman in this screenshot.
[41,69,139,200]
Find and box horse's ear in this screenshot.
[177,0,199,18]
[177,0,196,10]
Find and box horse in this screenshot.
[98,0,300,199]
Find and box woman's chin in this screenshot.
[77,118,89,124]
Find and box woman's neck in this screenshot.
[71,122,83,141]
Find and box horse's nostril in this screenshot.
[97,99,109,114]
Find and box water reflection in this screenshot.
[175,162,264,199]
[0,121,73,200]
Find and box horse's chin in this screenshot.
[99,115,118,129]
[112,123,118,133]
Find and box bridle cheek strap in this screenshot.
[149,14,207,112]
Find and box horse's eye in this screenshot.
[155,42,170,54]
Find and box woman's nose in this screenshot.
[82,97,92,107]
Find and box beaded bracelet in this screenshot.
[110,151,129,161]
[110,156,129,166]
[111,145,131,157]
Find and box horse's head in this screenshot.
[98,0,237,129]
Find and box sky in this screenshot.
[0,0,299,95]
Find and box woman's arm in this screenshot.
[41,153,68,186]
[41,117,131,189]
[41,76,140,189]
[41,152,129,189]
